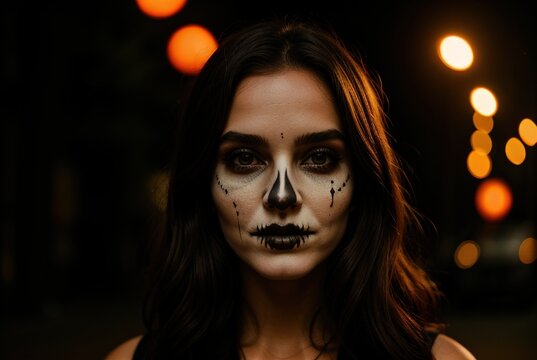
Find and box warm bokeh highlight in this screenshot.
[475,178,513,222]
[136,0,188,18]
[505,137,526,165]
[519,118,537,146]
[167,24,218,75]
[470,130,492,154]
[472,112,494,133]
[455,240,480,269]
[519,237,537,265]
[470,87,498,117]
[438,35,474,71]
[467,150,492,179]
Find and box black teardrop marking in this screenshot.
[330,174,350,207]
[233,201,243,241]
[330,180,335,207]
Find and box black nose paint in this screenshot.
[268,170,297,210]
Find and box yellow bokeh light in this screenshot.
[475,178,512,222]
[455,240,480,269]
[167,24,218,76]
[519,118,537,146]
[470,87,498,117]
[470,130,492,154]
[438,35,474,71]
[467,150,492,179]
[505,137,526,165]
[519,237,537,265]
[472,112,494,133]
[136,0,188,18]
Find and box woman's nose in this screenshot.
[266,169,298,210]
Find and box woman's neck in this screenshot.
[240,263,331,359]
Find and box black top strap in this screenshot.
[426,330,440,349]
[132,330,441,358]
[132,334,151,360]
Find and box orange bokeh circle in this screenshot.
[475,178,513,222]
[167,25,218,75]
[136,0,187,18]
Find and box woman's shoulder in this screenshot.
[432,333,476,360]
[104,335,143,360]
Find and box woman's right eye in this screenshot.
[224,149,265,173]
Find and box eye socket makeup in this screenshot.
[218,129,347,178]
[250,223,315,250]
[223,148,266,174]
[300,147,342,173]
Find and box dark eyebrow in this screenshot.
[220,131,269,147]
[294,129,345,146]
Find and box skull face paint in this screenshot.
[211,69,353,280]
[329,173,351,208]
[267,170,297,210]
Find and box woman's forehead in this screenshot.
[225,69,341,135]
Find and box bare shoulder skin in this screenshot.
[104,335,142,360]
[432,334,477,360]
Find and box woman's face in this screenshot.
[211,69,353,280]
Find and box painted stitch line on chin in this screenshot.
[251,223,313,236]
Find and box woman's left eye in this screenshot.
[301,148,341,172]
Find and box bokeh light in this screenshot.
[167,24,218,75]
[518,118,537,146]
[470,87,498,117]
[472,112,494,133]
[505,137,526,165]
[467,150,492,179]
[470,130,492,154]
[475,178,512,222]
[147,171,169,212]
[438,35,474,71]
[519,237,537,265]
[136,0,187,18]
[455,240,480,269]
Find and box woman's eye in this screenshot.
[311,152,328,164]
[224,149,265,173]
[301,148,341,172]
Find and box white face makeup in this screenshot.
[211,69,353,280]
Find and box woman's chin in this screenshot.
[241,255,326,281]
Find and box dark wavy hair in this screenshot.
[142,15,444,360]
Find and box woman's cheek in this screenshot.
[303,171,352,215]
[213,173,237,217]
[212,172,259,227]
[328,173,352,211]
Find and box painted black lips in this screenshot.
[251,224,314,250]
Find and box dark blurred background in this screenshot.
[1,0,536,359]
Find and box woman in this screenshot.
[106,16,476,360]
